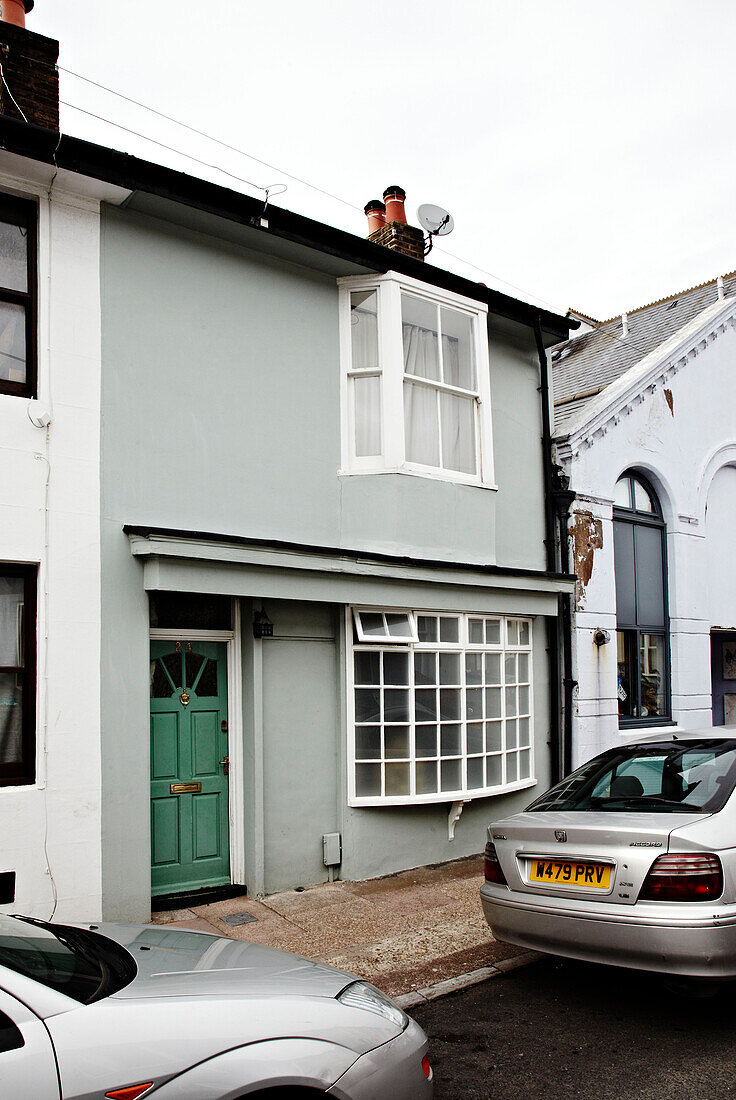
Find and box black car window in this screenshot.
[0,918,136,1004]
[528,739,736,814]
[0,1011,23,1054]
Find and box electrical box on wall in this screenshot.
[323,833,341,867]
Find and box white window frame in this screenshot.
[338,272,496,488]
[347,606,535,807]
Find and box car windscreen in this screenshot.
[527,739,736,814]
[0,917,136,1004]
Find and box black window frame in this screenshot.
[0,565,37,786]
[613,472,672,730]
[0,193,38,399]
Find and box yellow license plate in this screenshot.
[531,859,611,889]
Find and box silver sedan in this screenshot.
[481,728,736,979]
[0,915,432,1098]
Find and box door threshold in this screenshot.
[152,883,247,912]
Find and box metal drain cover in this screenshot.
[221,911,257,927]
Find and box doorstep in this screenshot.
[150,855,527,998]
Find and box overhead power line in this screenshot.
[58,65,566,315]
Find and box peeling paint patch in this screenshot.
[664,388,674,416]
[570,510,603,607]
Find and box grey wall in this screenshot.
[98,202,554,911]
[99,204,517,565]
[489,316,547,571]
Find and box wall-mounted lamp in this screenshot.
[593,628,611,647]
[253,609,273,639]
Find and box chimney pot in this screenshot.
[383,185,407,225]
[364,199,386,235]
[0,0,34,28]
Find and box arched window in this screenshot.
[613,472,670,726]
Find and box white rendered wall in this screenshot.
[557,318,736,766]
[0,170,103,920]
[706,465,736,630]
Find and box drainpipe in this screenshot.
[533,316,575,781]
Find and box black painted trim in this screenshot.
[123,524,575,584]
[0,115,575,340]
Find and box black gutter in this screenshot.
[534,316,576,783]
[123,525,576,584]
[0,114,575,341]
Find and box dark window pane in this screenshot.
[613,521,636,624]
[385,725,410,758]
[416,759,437,793]
[440,723,461,756]
[193,657,217,696]
[0,301,26,384]
[384,689,409,722]
[149,593,232,630]
[360,612,385,637]
[385,761,410,795]
[0,673,22,765]
[415,725,437,758]
[467,756,484,789]
[415,688,437,722]
[439,617,459,643]
[0,576,24,665]
[355,726,381,760]
[383,651,409,685]
[640,634,666,717]
[440,758,461,791]
[0,220,28,293]
[355,688,381,723]
[617,631,635,717]
[635,525,665,627]
[356,763,381,796]
[414,651,436,685]
[354,650,380,685]
[150,660,174,698]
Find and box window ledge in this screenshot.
[348,777,536,808]
[338,467,499,492]
[619,722,680,738]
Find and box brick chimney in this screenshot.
[0,2,59,130]
[365,185,425,261]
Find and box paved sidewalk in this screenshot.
[150,855,523,998]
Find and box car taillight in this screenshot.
[639,853,723,902]
[484,840,507,885]
[422,1054,431,1079]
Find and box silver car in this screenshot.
[481,728,736,979]
[0,915,432,1098]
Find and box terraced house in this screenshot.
[552,276,736,766]
[0,7,575,922]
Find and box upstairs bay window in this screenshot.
[339,274,494,485]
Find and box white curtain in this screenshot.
[441,392,476,474]
[403,323,440,466]
[351,305,378,370]
[354,375,381,456]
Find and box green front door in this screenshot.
[150,640,230,897]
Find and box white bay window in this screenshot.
[339,273,494,485]
[349,608,534,806]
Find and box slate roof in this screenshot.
[552,271,736,436]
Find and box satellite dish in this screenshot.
[417,203,454,236]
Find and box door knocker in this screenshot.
[180,691,190,707]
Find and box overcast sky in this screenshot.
[31,0,736,320]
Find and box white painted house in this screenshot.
[552,274,736,766]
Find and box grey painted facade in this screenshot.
[99,200,570,918]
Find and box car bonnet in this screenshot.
[80,923,354,999]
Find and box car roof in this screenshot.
[626,726,736,744]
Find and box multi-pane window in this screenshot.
[0,194,37,398]
[350,609,534,805]
[613,472,670,726]
[0,566,36,785]
[340,273,493,485]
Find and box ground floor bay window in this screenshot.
[349,608,534,806]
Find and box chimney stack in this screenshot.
[365,184,425,262]
[0,0,33,28]
[364,199,386,235]
[0,1,59,130]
